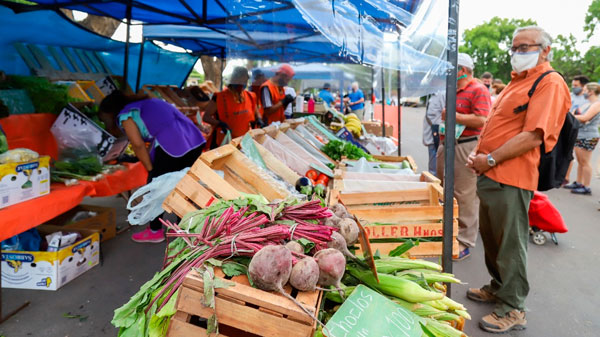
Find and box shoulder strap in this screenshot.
[513,70,560,114]
[528,70,557,97]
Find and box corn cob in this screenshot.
[420,318,467,337]
[395,269,462,284]
[347,266,444,302]
[375,257,443,273]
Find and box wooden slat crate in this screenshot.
[167,268,323,337]
[163,144,291,217]
[230,129,301,186]
[330,184,459,258]
[200,144,290,201]
[162,157,241,218]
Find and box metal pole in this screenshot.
[135,38,146,93]
[123,0,132,89]
[396,33,402,156]
[381,68,386,137]
[370,67,374,120]
[220,48,225,90]
[442,0,460,288]
[397,68,401,156]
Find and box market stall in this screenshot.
[0,0,465,335]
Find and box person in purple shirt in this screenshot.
[100,90,205,243]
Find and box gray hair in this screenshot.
[351,81,359,89]
[513,26,553,61]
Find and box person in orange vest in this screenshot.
[203,66,260,148]
[250,69,267,119]
[260,64,295,125]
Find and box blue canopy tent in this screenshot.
[3,0,450,97]
[0,5,197,89]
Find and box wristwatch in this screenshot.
[487,154,497,167]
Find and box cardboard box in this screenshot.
[1,225,100,290]
[46,204,116,242]
[0,156,50,209]
[363,121,393,137]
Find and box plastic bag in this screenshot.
[0,148,39,164]
[127,168,189,225]
[220,130,232,147]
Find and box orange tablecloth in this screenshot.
[0,162,147,242]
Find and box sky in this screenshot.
[459,0,599,52]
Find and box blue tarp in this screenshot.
[8,0,452,97]
[0,5,197,88]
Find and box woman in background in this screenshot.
[99,90,206,243]
[565,82,600,195]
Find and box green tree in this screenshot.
[584,0,600,39]
[582,46,600,81]
[550,34,583,83]
[460,17,537,83]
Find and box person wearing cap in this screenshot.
[261,64,295,125]
[436,52,491,261]
[319,83,335,108]
[203,66,259,148]
[467,26,570,333]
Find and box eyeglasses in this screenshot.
[509,44,542,55]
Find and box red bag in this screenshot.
[528,191,568,233]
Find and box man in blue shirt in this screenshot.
[345,81,365,120]
[318,83,335,108]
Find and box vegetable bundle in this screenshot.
[112,197,339,337]
[321,139,374,161]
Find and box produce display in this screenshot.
[112,197,339,336]
[113,194,468,337]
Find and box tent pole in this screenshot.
[220,48,225,90]
[123,0,132,89]
[135,37,146,93]
[397,68,401,156]
[442,0,460,290]
[381,69,386,137]
[370,67,375,120]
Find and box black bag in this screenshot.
[520,70,580,191]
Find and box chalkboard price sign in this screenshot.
[324,284,422,337]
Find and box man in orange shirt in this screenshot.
[466,26,570,333]
[261,64,295,125]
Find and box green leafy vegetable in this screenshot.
[321,140,374,161]
[221,261,248,277]
[389,239,420,257]
[297,238,316,253]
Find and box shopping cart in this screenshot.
[528,191,568,245]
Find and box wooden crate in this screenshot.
[231,130,301,186]
[200,145,291,201]
[330,184,459,258]
[163,145,291,217]
[331,169,440,195]
[167,268,323,337]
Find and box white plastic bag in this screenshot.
[127,168,189,225]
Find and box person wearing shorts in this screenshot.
[567,82,600,195]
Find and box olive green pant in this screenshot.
[477,175,533,316]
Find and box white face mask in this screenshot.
[511,50,540,74]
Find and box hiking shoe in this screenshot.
[564,181,582,189]
[131,227,165,243]
[467,287,497,303]
[453,247,471,261]
[571,186,592,195]
[479,310,526,333]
